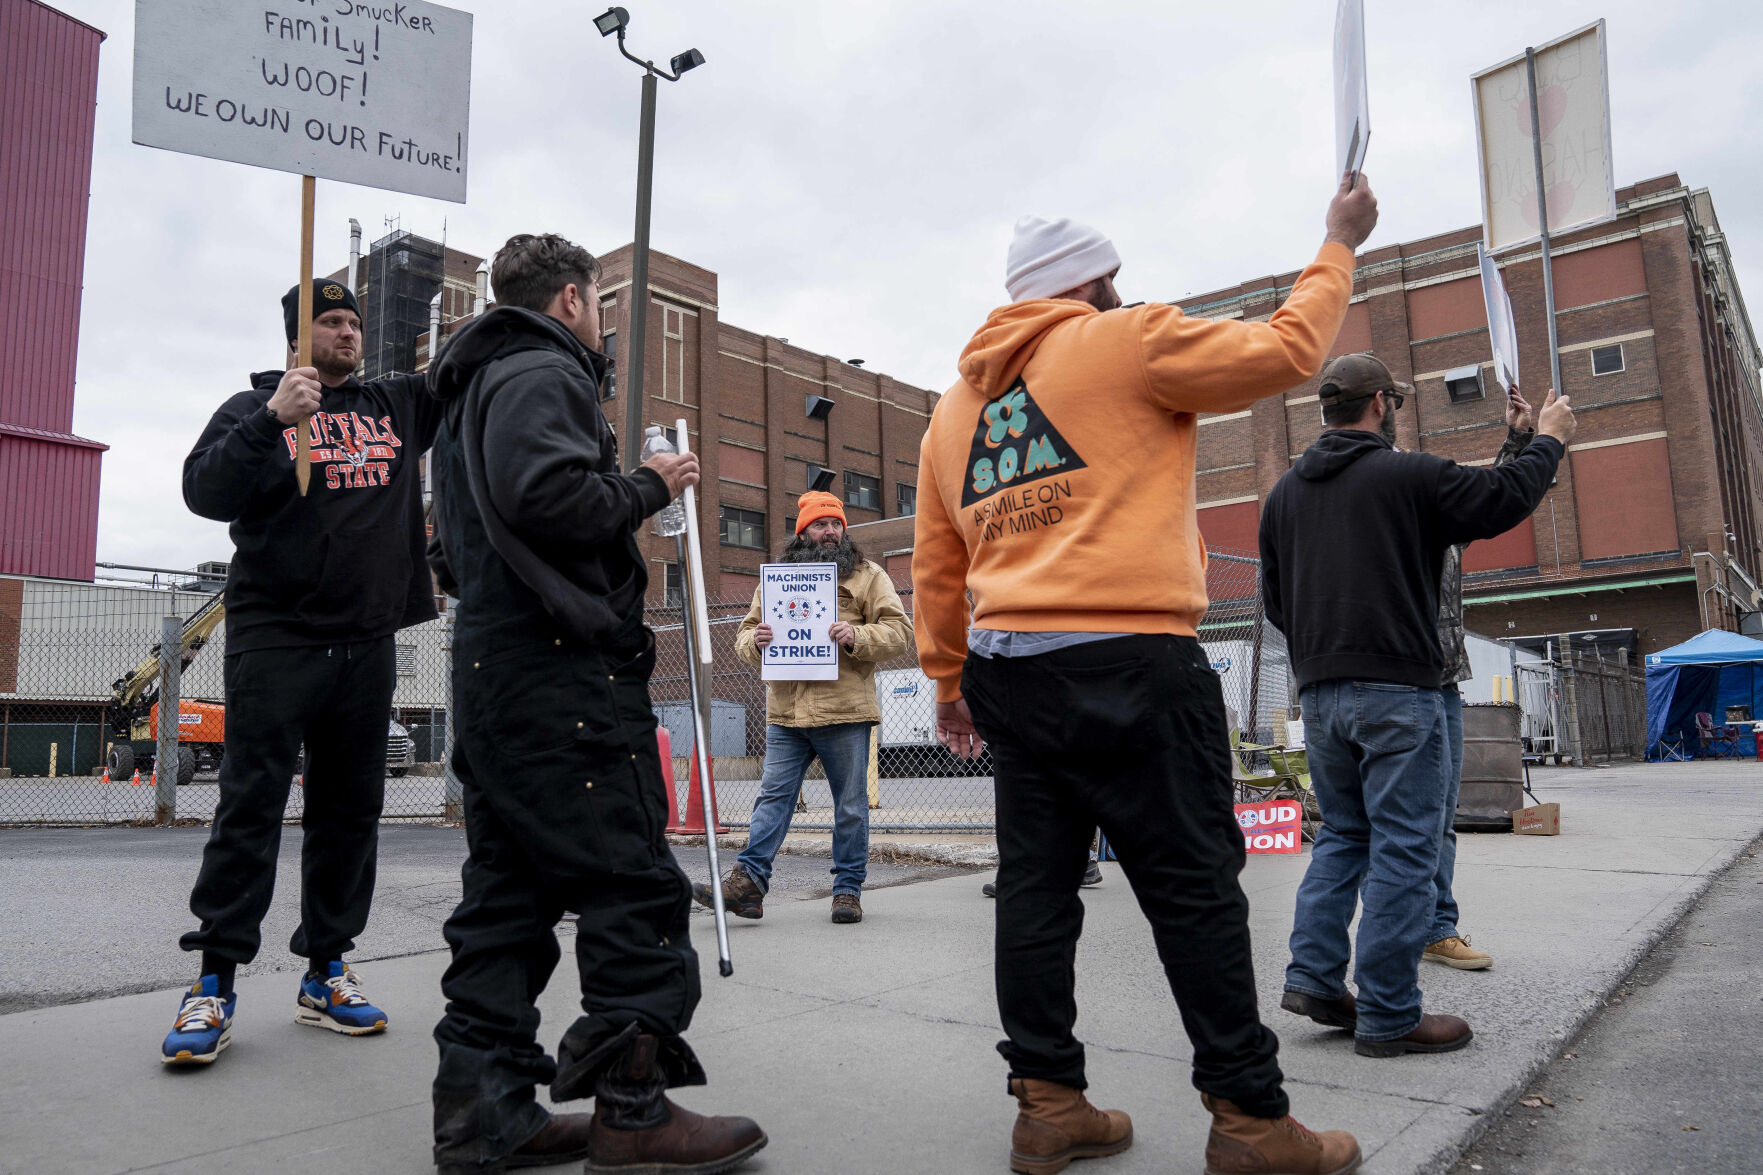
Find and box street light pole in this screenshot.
[594,8,705,472]
[625,70,657,473]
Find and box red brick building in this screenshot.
[1183,174,1763,656]
[414,243,936,605]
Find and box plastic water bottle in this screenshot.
[641,425,688,537]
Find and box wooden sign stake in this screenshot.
[295,173,316,495]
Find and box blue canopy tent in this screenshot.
[1645,630,1763,758]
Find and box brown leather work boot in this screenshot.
[584,1033,767,1175]
[1279,988,1357,1029]
[690,866,763,920]
[1355,1013,1473,1057]
[505,1113,595,1169]
[1008,1078,1133,1175]
[831,893,863,923]
[1202,1095,1362,1175]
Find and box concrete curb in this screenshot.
[664,832,999,869]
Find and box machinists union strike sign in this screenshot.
[132,0,474,202]
[759,563,839,682]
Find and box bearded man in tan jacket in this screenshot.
[693,490,910,924]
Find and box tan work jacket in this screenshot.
[734,560,911,728]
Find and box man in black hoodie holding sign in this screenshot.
[425,233,765,1175]
[1259,352,1573,1060]
[164,281,443,1067]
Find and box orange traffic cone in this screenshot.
[667,745,728,835]
[149,768,158,789]
[130,769,142,787]
[101,767,110,784]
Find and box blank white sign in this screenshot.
[1479,245,1520,392]
[1333,0,1370,182]
[132,0,473,203]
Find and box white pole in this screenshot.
[673,417,731,975]
[676,418,713,662]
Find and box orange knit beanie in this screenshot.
[795,490,846,534]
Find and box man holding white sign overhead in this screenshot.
[694,492,909,925]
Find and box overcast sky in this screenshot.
[47,0,1763,572]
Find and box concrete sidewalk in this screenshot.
[3,763,1759,1174]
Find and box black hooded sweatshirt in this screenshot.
[183,370,443,653]
[1258,428,1563,689]
[427,306,671,653]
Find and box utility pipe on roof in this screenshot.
[475,261,490,316]
[347,219,362,291]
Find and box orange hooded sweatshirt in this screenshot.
[911,242,1355,704]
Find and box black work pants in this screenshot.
[181,638,394,965]
[432,623,698,1164]
[963,634,1287,1118]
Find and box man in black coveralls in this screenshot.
[426,232,766,1175]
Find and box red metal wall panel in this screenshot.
[0,433,102,581]
[1,0,103,432]
[0,1,106,581]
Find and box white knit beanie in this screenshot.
[1005,216,1121,302]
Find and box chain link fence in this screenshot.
[0,547,1291,828]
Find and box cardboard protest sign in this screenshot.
[132,0,474,203]
[1479,245,1520,392]
[1235,799,1303,854]
[1472,20,1615,253]
[759,564,840,682]
[1333,0,1369,184]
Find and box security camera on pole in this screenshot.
[131,0,475,493]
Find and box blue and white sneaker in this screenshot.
[161,975,236,1065]
[295,961,388,1035]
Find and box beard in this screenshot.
[780,531,862,578]
[311,339,359,382]
[1379,407,1398,446]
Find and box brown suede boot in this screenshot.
[1202,1094,1362,1175]
[690,866,764,920]
[505,1113,595,1168]
[584,1034,767,1175]
[1008,1078,1133,1175]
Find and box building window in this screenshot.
[661,562,683,608]
[1442,365,1485,403]
[844,470,881,511]
[661,303,687,403]
[897,483,917,516]
[720,505,766,550]
[600,329,617,400]
[1590,343,1625,375]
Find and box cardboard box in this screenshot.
[1513,802,1561,835]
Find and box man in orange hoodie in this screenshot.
[912,175,1377,1175]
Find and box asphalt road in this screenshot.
[0,824,958,1014]
[1451,835,1763,1175]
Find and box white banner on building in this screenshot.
[1478,245,1520,392]
[1471,20,1615,253]
[1333,0,1370,184]
[132,0,474,202]
[759,563,840,682]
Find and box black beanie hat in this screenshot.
[282,280,362,344]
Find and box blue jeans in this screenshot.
[1285,680,1451,1042]
[1431,685,1464,943]
[737,722,871,897]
